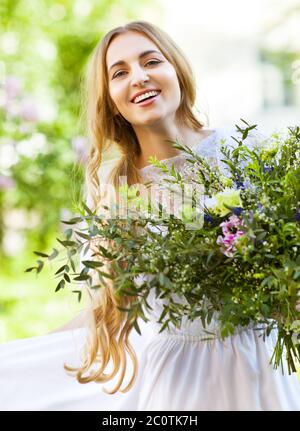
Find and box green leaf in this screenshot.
[89,224,99,236]
[48,248,59,260]
[293,268,300,280]
[67,249,77,258]
[158,273,172,288]
[34,251,49,258]
[117,306,132,312]
[256,231,267,241]
[24,267,36,273]
[60,217,83,225]
[69,258,76,273]
[157,305,169,323]
[97,245,115,260]
[55,264,68,275]
[206,251,215,265]
[90,284,103,290]
[36,260,44,274]
[133,319,141,335]
[55,279,65,292]
[82,202,94,216]
[220,321,235,338]
[64,273,71,282]
[81,260,104,268]
[72,290,82,302]
[158,319,170,333]
[73,274,91,281]
[82,243,90,256]
[56,238,77,247]
[75,231,91,240]
[97,270,114,280]
[65,228,73,240]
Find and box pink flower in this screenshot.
[217,215,245,257]
[19,97,39,122]
[4,76,23,101]
[220,214,243,235]
[0,175,15,190]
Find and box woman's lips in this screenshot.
[132,92,161,107]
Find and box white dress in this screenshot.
[1,127,300,411]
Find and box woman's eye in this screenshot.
[145,59,161,66]
[112,60,162,79]
[113,70,126,79]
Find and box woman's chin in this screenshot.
[134,113,167,127]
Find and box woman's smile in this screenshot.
[132,91,161,107]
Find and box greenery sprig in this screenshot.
[26,120,300,374]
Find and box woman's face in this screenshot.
[106,31,181,127]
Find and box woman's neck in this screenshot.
[134,124,209,170]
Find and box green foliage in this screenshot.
[28,120,300,374]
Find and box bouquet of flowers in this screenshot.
[27,120,300,375]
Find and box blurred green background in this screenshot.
[0,0,161,341]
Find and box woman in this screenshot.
[1,20,300,411]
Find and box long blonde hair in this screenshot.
[65,20,206,394]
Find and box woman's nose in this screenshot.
[131,67,150,86]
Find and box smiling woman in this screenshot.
[1,20,300,411]
[105,30,209,170]
[61,21,212,399]
[83,21,208,192]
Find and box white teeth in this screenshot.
[133,90,160,104]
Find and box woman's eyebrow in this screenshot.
[108,49,162,73]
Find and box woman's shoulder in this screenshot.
[213,124,268,150]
